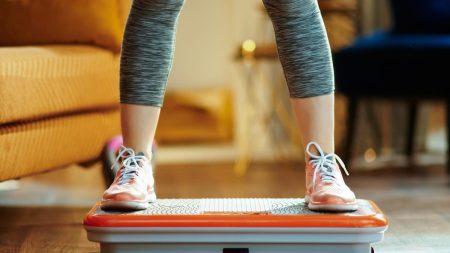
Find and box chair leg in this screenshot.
[365,100,383,152]
[344,96,358,162]
[446,100,450,174]
[406,101,418,159]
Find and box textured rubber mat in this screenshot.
[93,198,376,216]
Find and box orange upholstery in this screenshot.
[119,0,132,27]
[0,1,133,181]
[0,45,120,124]
[0,45,121,181]
[0,0,123,52]
[0,110,120,181]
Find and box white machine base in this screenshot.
[100,243,373,253]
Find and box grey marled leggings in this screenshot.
[120,0,334,107]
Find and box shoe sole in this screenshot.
[305,196,358,212]
[100,193,157,211]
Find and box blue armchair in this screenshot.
[334,0,450,171]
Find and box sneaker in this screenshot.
[101,145,156,210]
[304,141,358,212]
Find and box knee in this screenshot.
[262,0,319,18]
[132,0,185,13]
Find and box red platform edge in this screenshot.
[84,200,388,228]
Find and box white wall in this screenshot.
[168,0,232,89]
[168,0,266,90]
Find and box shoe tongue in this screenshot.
[311,154,335,173]
[128,152,146,166]
[325,156,335,173]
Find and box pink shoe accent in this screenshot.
[304,142,358,212]
[101,145,156,211]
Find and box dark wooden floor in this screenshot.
[0,162,449,253]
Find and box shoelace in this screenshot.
[112,145,148,185]
[306,141,349,190]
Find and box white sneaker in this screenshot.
[304,141,358,212]
[101,145,156,210]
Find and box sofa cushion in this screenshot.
[0,109,120,181]
[0,45,120,124]
[119,0,132,27]
[0,0,123,52]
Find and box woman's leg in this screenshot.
[120,104,160,160]
[120,0,185,157]
[262,0,335,153]
[290,95,335,156]
[102,0,185,211]
[263,0,357,211]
